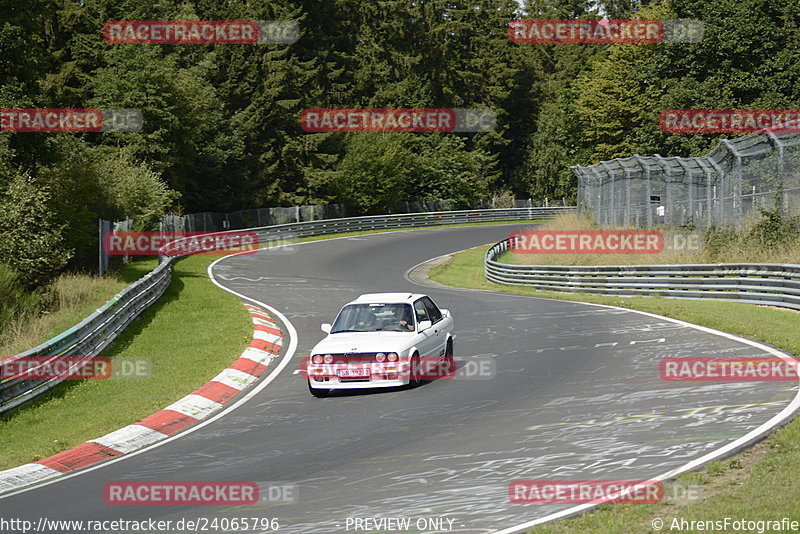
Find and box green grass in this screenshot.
[504,211,800,265]
[428,244,800,533]
[0,254,251,469]
[0,262,155,357]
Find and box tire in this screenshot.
[444,339,455,378]
[308,380,330,398]
[409,353,421,387]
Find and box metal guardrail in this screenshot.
[2,207,572,413]
[160,207,575,256]
[485,237,800,311]
[0,261,173,414]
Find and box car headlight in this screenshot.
[375,353,386,362]
[387,352,398,362]
[312,354,323,364]
[323,354,333,363]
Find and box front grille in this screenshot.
[329,353,378,364]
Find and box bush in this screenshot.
[703,225,739,258]
[701,204,800,262]
[334,134,412,214]
[748,204,800,252]
[0,175,72,287]
[90,148,180,230]
[38,139,179,272]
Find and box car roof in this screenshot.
[349,293,426,305]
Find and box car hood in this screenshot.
[311,332,414,355]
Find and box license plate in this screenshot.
[337,368,370,378]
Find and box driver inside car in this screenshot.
[398,307,414,331]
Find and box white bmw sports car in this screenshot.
[306,293,455,397]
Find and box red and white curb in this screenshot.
[0,304,282,494]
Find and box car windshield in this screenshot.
[331,303,415,333]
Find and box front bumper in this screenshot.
[307,362,410,389]
[308,377,408,390]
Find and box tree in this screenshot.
[571,0,800,162]
[333,134,413,214]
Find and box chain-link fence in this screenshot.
[572,131,800,228]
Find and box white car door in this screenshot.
[421,296,448,357]
[413,298,440,358]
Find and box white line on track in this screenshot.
[404,253,800,534]
[0,250,299,500]
[0,225,510,499]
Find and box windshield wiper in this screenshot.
[330,329,363,333]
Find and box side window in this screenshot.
[422,297,443,323]
[413,300,429,323]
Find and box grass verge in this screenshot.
[0,262,154,356]
[505,212,800,265]
[0,254,251,470]
[428,244,800,533]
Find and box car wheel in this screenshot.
[308,380,330,398]
[410,352,421,387]
[444,339,455,377]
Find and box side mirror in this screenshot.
[418,320,432,332]
[321,323,332,334]
[440,309,449,318]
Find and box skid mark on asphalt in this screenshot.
[525,400,788,430]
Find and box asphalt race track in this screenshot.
[2,224,798,534]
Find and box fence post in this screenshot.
[592,169,603,225]
[653,155,673,226]
[644,161,653,228]
[599,162,614,226]
[625,168,632,226]
[719,140,743,227]
[609,169,615,226]
[705,169,713,228]
[765,132,788,214]
[687,166,694,223]
[98,219,107,276]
